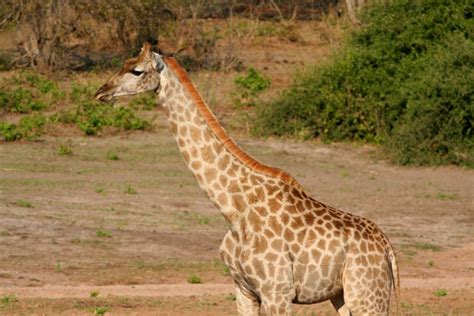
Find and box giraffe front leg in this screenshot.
[259,284,294,316]
[235,282,260,316]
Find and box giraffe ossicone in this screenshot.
[95,42,400,315]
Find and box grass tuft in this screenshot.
[96,230,112,238]
[14,199,34,208]
[1,293,17,306]
[58,143,73,156]
[124,185,137,195]
[433,289,448,297]
[187,275,202,284]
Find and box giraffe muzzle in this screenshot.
[94,84,114,102]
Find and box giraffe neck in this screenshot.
[157,58,301,228]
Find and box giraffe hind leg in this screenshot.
[330,292,352,316]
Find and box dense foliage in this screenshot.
[255,0,473,166]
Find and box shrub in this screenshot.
[0,113,47,141]
[53,85,151,136]
[233,67,271,108]
[255,0,473,167]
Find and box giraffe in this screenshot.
[95,42,400,315]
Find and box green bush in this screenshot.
[0,72,64,113]
[233,68,271,108]
[0,113,47,141]
[53,84,151,136]
[255,0,473,167]
[1,79,151,140]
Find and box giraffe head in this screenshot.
[94,42,165,102]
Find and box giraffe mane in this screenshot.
[164,57,302,189]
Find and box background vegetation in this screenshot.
[1,0,472,167]
[255,0,473,166]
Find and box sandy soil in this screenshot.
[0,126,473,315]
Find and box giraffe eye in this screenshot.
[131,69,144,76]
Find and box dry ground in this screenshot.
[0,119,473,315]
[1,18,473,316]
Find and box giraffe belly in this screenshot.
[291,254,345,304]
[293,276,343,304]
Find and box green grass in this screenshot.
[1,293,17,306]
[54,262,62,272]
[435,192,460,201]
[93,305,109,315]
[133,258,228,276]
[433,289,448,297]
[0,113,47,141]
[124,185,137,195]
[412,242,442,252]
[14,199,34,208]
[187,274,202,284]
[106,151,119,161]
[58,144,73,156]
[90,291,100,298]
[96,230,112,238]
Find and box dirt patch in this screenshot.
[1,126,473,314]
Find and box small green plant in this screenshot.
[427,260,434,267]
[187,275,202,284]
[71,237,83,244]
[90,290,100,298]
[106,151,119,161]
[14,199,33,208]
[340,170,350,178]
[435,192,459,200]
[95,187,105,194]
[413,242,441,252]
[0,114,47,141]
[58,143,72,156]
[94,306,109,315]
[1,293,17,306]
[222,265,231,276]
[0,121,22,141]
[124,185,137,195]
[226,293,236,301]
[235,68,271,95]
[54,262,62,272]
[96,230,112,238]
[433,289,448,297]
[233,68,271,108]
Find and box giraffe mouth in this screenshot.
[95,93,114,102]
[94,85,114,102]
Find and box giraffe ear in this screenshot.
[152,52,165,72]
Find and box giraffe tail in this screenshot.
[387,245,401,315]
